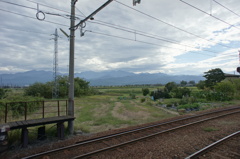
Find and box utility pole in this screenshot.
[52,28,59,99]
[67,0,141,134]
[68,0,77,134]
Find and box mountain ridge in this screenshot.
[0,70,204,86]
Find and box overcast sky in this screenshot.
[0,0,240,75]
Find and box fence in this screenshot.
[0,100,68,124]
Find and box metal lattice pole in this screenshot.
[52,28,59,99]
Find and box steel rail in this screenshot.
[185,130,240,159]
[21,107,240,159]
[73,110,240,158]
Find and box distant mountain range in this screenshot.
[0,70,204,86]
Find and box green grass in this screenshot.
[72,91,176,133]
[203,127,219,132]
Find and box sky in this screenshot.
[0,0,240,75]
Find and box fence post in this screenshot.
[42,101,45,118]
[58,100,60,116]
[24,102,27,120]
[66,100,68,116]
[5,103,8,123]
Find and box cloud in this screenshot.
[0,0,240,75]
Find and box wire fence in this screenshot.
[0,100,68,124]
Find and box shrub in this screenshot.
[142,88,150,96]
[178,103,200,110]
[214,81,235,101]
[172,87,191,98]
[140,98,146,103]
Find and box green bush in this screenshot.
[0,88,7,99]
[24,76,92,98]
[142,88,150,96]
[140,98,146,103]
[214,81,235,101]
[178,103,200,110]
[172,87,191,98]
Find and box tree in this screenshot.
[164,82,178,93]
[188,80,195,86]
[142,88,150,96]
[0,88,7,99]
[180,80,187,87]
[24,82,52,98]
[74,77,90,96]
[214,81,235,100]
[24,76,91,98]
[171,87,191,98]
[196,80,205,90]
[203,68,225,89]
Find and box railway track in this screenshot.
[21,106,240,159]
[186,130,240,159]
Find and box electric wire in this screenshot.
[0,0,72,20]
[179,0,240,30]
[0,27,50,35]
[87,30,216,57]
[25,0,70,14]
[89,21,221,54]
[0,0,35,10]
[75,6,86,18]
[1,0,234,53]
[213,0,240,18]
[114,0,232,49]
[0,8,69,27]
[1,0,238,58]
[0,7,235,58]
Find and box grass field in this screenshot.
[73,88,176,133]
[4,86,240,146]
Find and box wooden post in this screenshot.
[57,122,64,140]
[5,103,8,123]
[42,101,45,118]
[37,126,46,140]
[58,100,60,116]
[21,127,28,148]
[66,100,68,116]
[24,102,27,120]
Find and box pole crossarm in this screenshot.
[72,0,113,30]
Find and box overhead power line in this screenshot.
[89,21,222,54]
[88,30,216,57]
[25,0,70,14]
[213,0,240,18]
[1,0,237,57]
[179,0,240,30]
[114,0,232,49]
[0,27,50,35]
[2,0,233,52]
[0,8,69,27]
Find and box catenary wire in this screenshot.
[89,21,221,54]
[0,6,216,57]
[1,0,237,57]
[0,27,50,35]
[1,0,234,52]
[0,0,71,19]
[114,0,232,49]
[4,0,234,50]
[179,0,240,30]
[0,8,69,27]
[87,30,216,57]
[213,0,240,18]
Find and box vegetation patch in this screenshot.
[203,127,219,132]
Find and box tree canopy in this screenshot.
[24,76,93,98]
[203,68,225,89]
